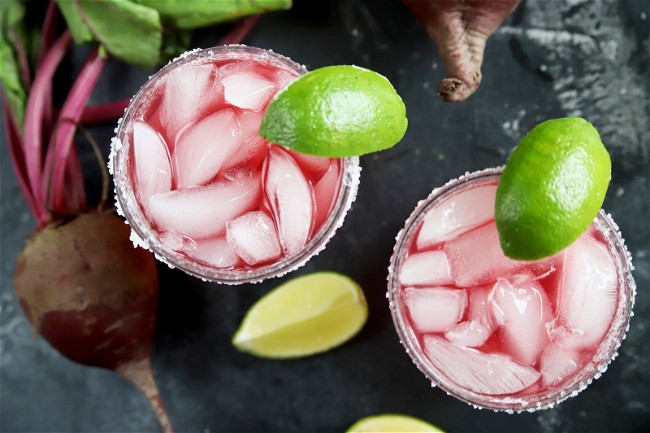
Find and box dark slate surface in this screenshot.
[1,1,648,432]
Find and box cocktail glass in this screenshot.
[387,167,635,412]
[111,45,360,284]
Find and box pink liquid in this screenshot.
[111,46,359,283]
[389,168,635,411]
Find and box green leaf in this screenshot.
[55,0,162,68]
[0,0,30,130]
[0,41,27,129]
[137,0,292,29]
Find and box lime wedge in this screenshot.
[495,117,611,260]
[232,272,367,359]
[347,414,444,433]
[259,65,407,157]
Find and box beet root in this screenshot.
[13,212,173,433]
[404,0,521,102]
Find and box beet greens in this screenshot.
[1,0,272,431]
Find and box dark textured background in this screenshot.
[1,1,648,432]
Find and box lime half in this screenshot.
[259,65,407,157]
[347,414,444,433]
[232,272,367,359]
[495,117,611,260]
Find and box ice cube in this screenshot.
[424,336,541,395]
[148,169,261,239]
[263,147,314,255]
[273,68,299,89]
[173,108,240,188]
[553,235,618,350]
[192,236,239,268]
[445,286,496,347]
[142,102,167,146]
[313,162,340,230]
[160,63,224,142]
[539,343,580,387]
[226,211,282,266]
[399,250,452,287]
[467,286,494,325]
[417,184,497,249]
[445,320,492,347]
[159,231,189,252]
[444,222,556,287]
[221,110,268,171]
[236,109,264,140]
[489,276,552,366]
[221,66,277,111]
[225,138,267,173]
[131,121,172,208]
[403,287,467,333]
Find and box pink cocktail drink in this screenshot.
[111,46,359,283]
[388,168,635,412]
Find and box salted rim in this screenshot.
[109,45,361,284]
[386,166,636,413]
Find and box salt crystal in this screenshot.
[404,287,467,333]
[130,229,148,250]
[343,160,361,187]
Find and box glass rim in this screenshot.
[387,166,636,412]
[110,45,361,284]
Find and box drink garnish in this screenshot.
[346,414,444,433]
[232,272,367,358]
[259,65,408,157]
[495,117,611,260]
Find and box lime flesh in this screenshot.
[347,414,444,433]
[232,272,367,359]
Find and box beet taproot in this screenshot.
[14,212,173,433]
[404,0,521,102]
